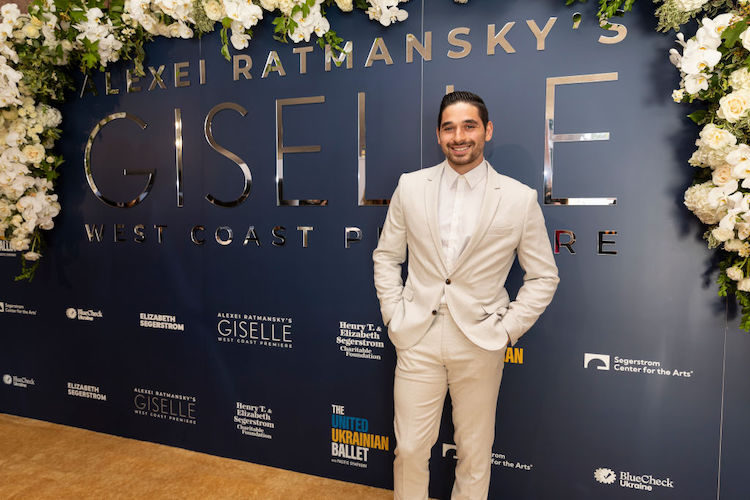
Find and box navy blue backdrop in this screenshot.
[1,1,747,498]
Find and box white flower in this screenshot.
[669,48,681,68]
[23,251,41,261]
[154,0,194,23]
[730,68,750,91]
[700,124,737,150]
[738,277,750,291]
[367,0,408,27]
[259,0,278,11]
[713,165,735,186]
[685,182,727,224]
[21,23,41,39]
[335,0,353,11]
[203,0,225,21]
[674,0,709,12]
[680,38,721,75]
[700,14,734,44]
[718,90,750,123]
[289,1,329,42]
[230,21,251,49]
[223,0,263,30]
[672,89,685,102]
[10,236,29,251]
[728,265,744,281]
[684,73,708,95]
[713,226,734,242]
[21,144,45,164]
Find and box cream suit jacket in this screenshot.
[373,161,559,351]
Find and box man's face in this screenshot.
[437,102,493,173]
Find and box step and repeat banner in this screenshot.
[2,0,748,498]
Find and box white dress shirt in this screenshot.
[438,160,488,272]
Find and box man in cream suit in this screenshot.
[373,91,559,500]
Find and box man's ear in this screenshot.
[485,121,494,141]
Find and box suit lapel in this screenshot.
[424,162,448,272]
[451,164,503,271]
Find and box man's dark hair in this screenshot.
[438,91,489,129]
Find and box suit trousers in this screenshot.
[393,305,506,500]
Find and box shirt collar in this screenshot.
[443,160,487,190]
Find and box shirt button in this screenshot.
[445,279,451,285]
[432,310,437,315]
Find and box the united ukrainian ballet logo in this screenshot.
[594,467,617,484]
[66,308,77,319]
[3,374,11,385]
[584,353,611,370]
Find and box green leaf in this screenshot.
[723,20,748,49]
[687,110,708,124]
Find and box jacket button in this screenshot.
[445,279,451,285]
[432,310,437,315]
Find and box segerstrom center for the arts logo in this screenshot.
[0,301,37,316]
[133,387,197,425]
[594,466,675,492]
[216,311,292,349]
[330,404,390,469]
[584,352,693,378]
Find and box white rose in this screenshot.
[335,0,353,11]
[259,0,278,11]
[738,277,750,291]
[713,165,735,185]
[713,226,734,242]
[21,144,45,164]
[203,0,224,21]
[22,23,41,39]
[718,90,750,123]
[23,251,40,261]
[742,28,750,52]
[730,67,750,91]
[685,182,727,224]
[700,124,737,150]
[675,0,709,11]
[727,265,744,281]
[10,236,29,251]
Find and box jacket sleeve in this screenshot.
[500,189,559,346]
[372,175,407,326]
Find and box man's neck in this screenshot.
[446,158,484,176]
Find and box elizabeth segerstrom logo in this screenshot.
[584,353,611,370]
[66,307,77,319]
[3,374,11,385]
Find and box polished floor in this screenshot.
[0,413,393,499]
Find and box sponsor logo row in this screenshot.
[1,373,679,493]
